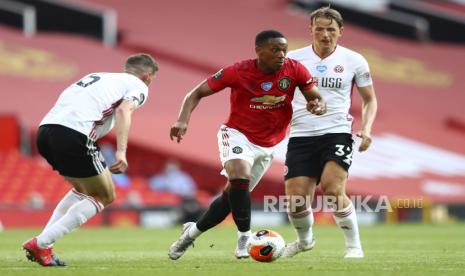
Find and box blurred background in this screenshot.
[0,0,464,230]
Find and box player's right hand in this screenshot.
[307,99,326,115]
[109,150,128,174]
[170,121,188,143]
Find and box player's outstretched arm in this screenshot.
[301,85,326,115]
[356,85,377,152]
[170,81,215,143]
[111,99,136,173]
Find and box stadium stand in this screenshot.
[4,0,117,46]
[1,0,465,226]
[0,0,36,37]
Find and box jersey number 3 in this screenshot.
[77,75,101,88]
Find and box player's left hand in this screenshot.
[356,130,372,152]
[109,150,128,173]
[307,99,326,115]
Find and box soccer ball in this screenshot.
[246,229,285,262]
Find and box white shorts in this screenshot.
[217,125,275,191]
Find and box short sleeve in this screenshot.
[123,80,149,109]
[206,65,237,92]
[354,55,373,88]
[294,61,316,91]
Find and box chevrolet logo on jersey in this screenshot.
[250,95,286,105]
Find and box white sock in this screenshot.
[288,208,314,245]
[188,223,203,239]
[238,230,251,237]
[43,189,83,232]
[36,197,104,248]
[332,202,361,249]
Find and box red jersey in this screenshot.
[207,58,315,147]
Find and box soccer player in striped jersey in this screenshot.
[22,54,158,266]
[282,7,378,259]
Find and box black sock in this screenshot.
[228,178,251,232]
[196,191,231,232]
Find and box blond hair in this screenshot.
[310,6,343,28]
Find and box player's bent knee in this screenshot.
[93,192,115,206]
[286,185,311,213]
[286,184,308,197]
[320,184,343,198]
[103,192,116,206]
[321,173,346,187]
[286,182,309,197]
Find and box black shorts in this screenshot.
[284,133,354,182]
[37,124,106,178]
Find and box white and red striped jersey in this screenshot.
[287,45,373,137]
[40,72,148,140]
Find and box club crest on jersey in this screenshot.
[251,94,286,105]
[232,146,243,154]
[212,69,224,80]
[334,65,344,73]
[316,65,327,73]
[278,77,291,91]
[261,82,273,91]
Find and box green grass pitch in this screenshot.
[1,224,464,275]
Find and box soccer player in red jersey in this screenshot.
[168,30,326,260]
